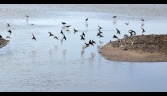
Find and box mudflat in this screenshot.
[98,34,167,62]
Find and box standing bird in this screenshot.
[113,34,118,39]
[7,23,10,27]
[116,28,120,34]
[26,15,29,20]
[48,32,53,36]
[142,28,145,33]
[32,33,36,41]
[8,30,12,35]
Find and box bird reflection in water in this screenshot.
[80,45,86,58]
[88,52,96,64]
[62,49,66,59]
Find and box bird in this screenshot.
[65,25,71,28]
[60,30,64,35]
[142,28,145,33]
[53,35,59,40]
[85,18,88,22]
[48,32,53,36]
[0,35,2,38]
[7,23,10,27]
[99,34,104,38]
[98,29,103,34]
[8,30,12,35]
[6,36,10,38]
[98,25,102,30]
[80,35,85,40]
[26,15,29,20]
[125,22,129,25]
[113,34,118,39]
[74,28,78,33]
[91,40,96,44]
[129,30,136,36]
[113,16,117,18]
[63,34,66,41]
[32,33,36,41]
[97,32,101,37]
[82,32,85,37]
[116,28,120,34]
[61,22,66,25]
[85,43,89,47]
[141,18,145,21]
[89,39,94,46]
[124,34,129,38]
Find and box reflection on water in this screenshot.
[0,4,167,92]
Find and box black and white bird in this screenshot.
[61,22,66,25]
[63,34,66,41]
[53,35,59,40]
[65,25,71,28]
[116,28,120,34]
[8,30,12,35]
[113,16,117,18]
[48,32,53,36]
[141,18,145,21]
[98,25,102,30]
[32,33,36,41]
[74,28,78,33]
[7,23,10,27]
[85,18,88,22]
[82,32,85,37]
[26,15,29,20]
[99,34,104,38]
[60,30,64,35]
[80,35,85,40]
[125,22,129,25]
[142,28,145,33]
[113,34,118,39]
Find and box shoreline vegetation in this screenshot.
[98,34,167,62]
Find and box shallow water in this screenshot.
[0,4,167,92]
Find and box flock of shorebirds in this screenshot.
[3,15,146,51]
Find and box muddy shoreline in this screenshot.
[0,38,9,49]
[98,34,167,62]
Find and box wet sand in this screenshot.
[98,34,167,62]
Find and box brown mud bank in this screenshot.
[98,34,167,62]
[0,38,9,49]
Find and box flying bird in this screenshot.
[125,22,129,25]
[60,30,64,35]
[48,32,53,36]
[113,16,117,18]
[53,35,59,40]
[82,32,85,37]
[61,22,66,25]
[85,18,88,22]
[116,28,120,34]
[142,28,145,33]
[7,23,10,27]
[80,35,85,40]
[63,34,66,41]
[8,30,12,35]
[113,34,118,39]
[32,33,36,41]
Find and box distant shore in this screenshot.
[98,34,167,62]
[0,38,9,49]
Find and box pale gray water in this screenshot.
[0,4,167,92]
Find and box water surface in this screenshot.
[0,4,167,92]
